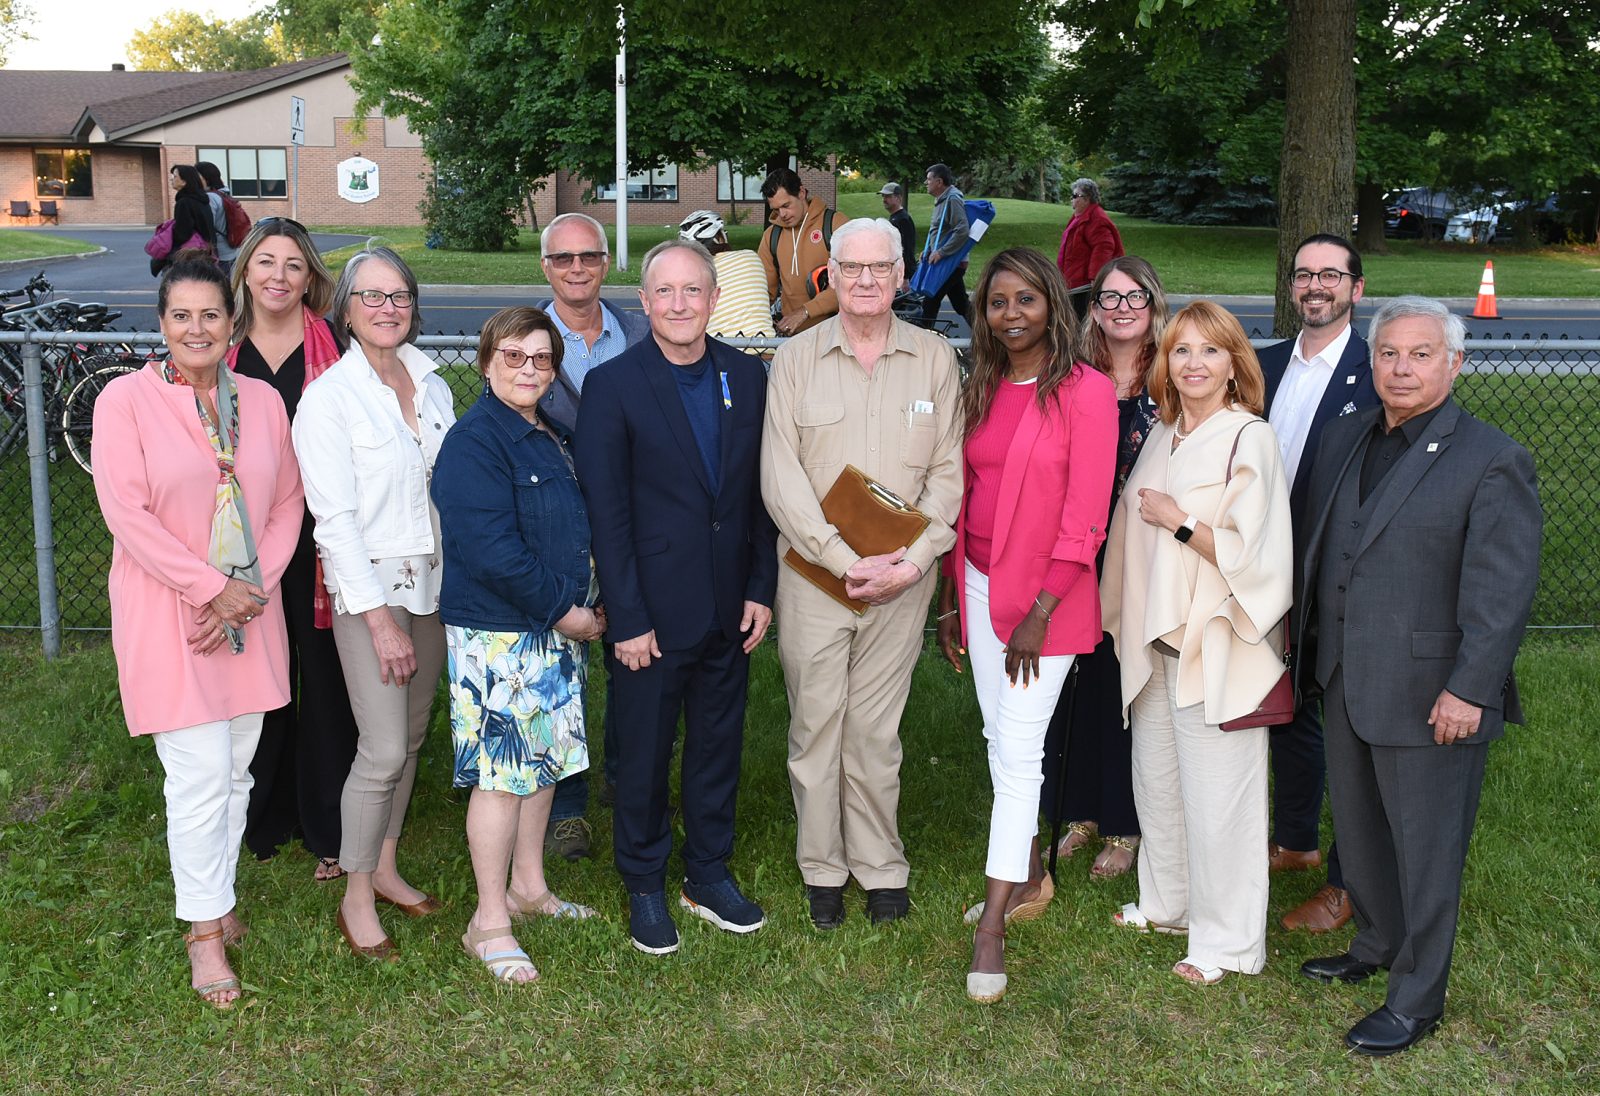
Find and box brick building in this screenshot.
[1,54,836,231]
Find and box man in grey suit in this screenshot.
[1295,296,1541,1056]
[534,211,651,859]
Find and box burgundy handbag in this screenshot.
[1216,421,1292,731]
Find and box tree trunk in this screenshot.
[1354,181,1389,255]
[1275,0,1358,337]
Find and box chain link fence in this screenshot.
[2,331,1595,654]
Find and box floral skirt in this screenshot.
[445,626,589,794]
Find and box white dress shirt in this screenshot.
[1269,323,1352,487]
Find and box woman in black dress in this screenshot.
[1041,256,1169,879]
[227,217,360,881]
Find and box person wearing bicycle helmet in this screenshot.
[679,210,774,353]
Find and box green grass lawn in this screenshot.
[0,629,1595,1093]
[0,230,99,263]
[315,192,1600,300]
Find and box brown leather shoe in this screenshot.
[1268,843,1322,873]
[1281,884,1352,933]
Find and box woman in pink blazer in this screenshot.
[92,254,304,1009]
[937,247,1117,1002]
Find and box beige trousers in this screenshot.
[1129,650,1269,974]
[331,606,446,874]
[776,564,936,889]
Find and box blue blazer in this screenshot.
[1259,328,1378,527]
[574,335,779,651]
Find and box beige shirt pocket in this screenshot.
[795,402,846,469]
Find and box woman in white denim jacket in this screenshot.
[292,246,456,960]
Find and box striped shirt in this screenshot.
[711,249,775,350]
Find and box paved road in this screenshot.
[8,227,1599,340]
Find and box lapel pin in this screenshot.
[1427,442,1439,452]
[1346,375,1356,384]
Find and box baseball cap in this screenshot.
[879,182,903,197]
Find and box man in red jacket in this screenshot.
[1056,178,1125,318]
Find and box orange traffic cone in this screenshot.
[1473,260,1498,319]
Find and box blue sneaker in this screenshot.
[680,877,766,934]
[627,890,680,955]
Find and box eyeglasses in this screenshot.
[835,260,898,278]
[544,250,608,269]
[258,216,307,233]
[1291,269,1356,289]
[497,346,555,372]
[350,289,415,308]
[1093,289,1152,311]
[1071,191,1088,200]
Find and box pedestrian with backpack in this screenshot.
[198,161,250,279]
[759,168,849,337]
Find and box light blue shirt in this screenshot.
[547,303,628,393]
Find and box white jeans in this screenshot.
[151,713,264,922]
[1129,651,1268,973]
[965,562,1074,882]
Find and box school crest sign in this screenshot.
[337,157,380,204]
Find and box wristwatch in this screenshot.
[1174,515,1198,543]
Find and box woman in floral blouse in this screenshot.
[292,247,455,960]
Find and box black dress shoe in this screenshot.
[807,885,845,930]
[865,887,909,924]
[1300,952,1382,984]
[1344,1005,1442,1056]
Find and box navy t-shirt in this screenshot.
[671,351,722,491]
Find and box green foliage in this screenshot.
[125,0,380,71]
[1105,161,1276,225]
[0,0,33,66]
[420,164,523,253]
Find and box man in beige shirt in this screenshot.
[760,218,962,928]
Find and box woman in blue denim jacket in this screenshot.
[432,307,607,984]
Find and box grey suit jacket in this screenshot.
[1296,399,1541,747]
[533,298,651,435]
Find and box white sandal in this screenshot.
[508,887,598,920]
[462,924,538,984]
[1112,901,1188,935]
[1173,957,1226,985]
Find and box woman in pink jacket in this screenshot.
[937,248,1117,1002]
[92,253,305,1009]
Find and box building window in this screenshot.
[35,149,93,197]
[594,164,678,202]
[197,147,289,199]
[717,162,768,202]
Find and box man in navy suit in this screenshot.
[1258,234,1379,933]
[575,239,779,955]
[535,212,652,861]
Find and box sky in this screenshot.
[5,0,265,71]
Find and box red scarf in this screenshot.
[228,306,343,628]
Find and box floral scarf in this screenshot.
[163,360,262,654]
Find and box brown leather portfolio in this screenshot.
[783,465,930,615]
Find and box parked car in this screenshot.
[1385,188,1455,240]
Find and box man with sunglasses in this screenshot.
[1259,233,1379,934]
[534,212,651,861]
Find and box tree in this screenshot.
[127,10,285,72]
[0,0,34,67]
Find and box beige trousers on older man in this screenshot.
[776,564,937,890]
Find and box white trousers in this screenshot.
[151,712,264,922]
[965,562,1074,882]
[1129,651,1268,973]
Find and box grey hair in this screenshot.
[1072,178,1101,205]
[828,217,903,263]
[540,212,608,257]
[639,238,718,290]
[333,245,423,346]
[1368,295,1466,359]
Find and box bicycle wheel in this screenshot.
[0,351,26,460]
[62,359,139,474]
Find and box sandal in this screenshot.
[220,913,249,948]
[507,887,598,921]
[966,925,1008,1003]
[962,873,1055,925]
[1091,835,1140,880]
[314,857,347,882]
[462,923,538,984]
[1173,957,1227,985]
[1052,820,1099,860]
[184,927,242,1010]
[1112,901,1188,935]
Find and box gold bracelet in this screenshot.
[1033,595,1053,622]
[936,608,958,621]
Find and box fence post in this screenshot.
[21,337,62,659]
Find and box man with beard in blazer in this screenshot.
[576,239,778,956]
[1259,234,1379,933]
[1295,295,1540,1055]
